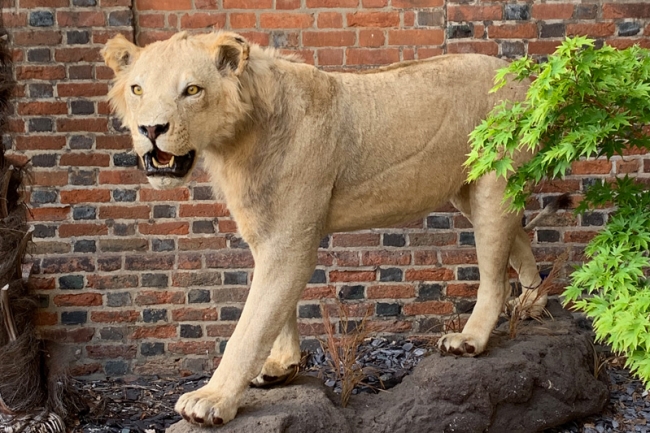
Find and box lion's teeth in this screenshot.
[151,155,174,168]
[169,155,175,167]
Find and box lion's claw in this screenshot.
[438,333,483,356]
[175,386,237,427]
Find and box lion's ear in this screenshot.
[102,34,140,75]
[212,33,250,76]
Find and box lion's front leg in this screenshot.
[175,238,319,426]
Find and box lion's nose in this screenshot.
[138,123,170,142]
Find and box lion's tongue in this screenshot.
[156,149,173,165]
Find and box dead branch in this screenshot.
[0,285,16,342]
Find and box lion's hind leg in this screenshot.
[507,227,547,319]
[251,308,301,387]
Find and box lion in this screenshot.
[102,31,551,426]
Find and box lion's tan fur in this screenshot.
[103,31,546,426]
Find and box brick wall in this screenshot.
[2,0,650,376]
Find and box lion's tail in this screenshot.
[523,193,571,231]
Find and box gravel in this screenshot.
[72,340,648,433]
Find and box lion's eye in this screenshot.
[185,85,201,96]
[131,85,143,95]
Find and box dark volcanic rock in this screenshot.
[167,301,608,433]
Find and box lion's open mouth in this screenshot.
[143,145,196,178]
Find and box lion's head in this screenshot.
[102,31,253,189]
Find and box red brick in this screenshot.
[277,0,300,9]
[488,23,537,39]
[3,11,27,27]
[417,47,443,59]
[28,206,70,222]
[60,153,110,167]
[168,341,215,355]
[260,13,314,29]
[180,13,226,29]
[347,11,399,27]
[178,253,202,270]
[41,328,96,344]
[332,251,360,267]
[139,13,165,28]
[60,189,111,204]
[367,320,412,333]
[54,293,102,307]
[138,30,176,45]
[20,0,68,5]
[57,11,105,27]
[172,308,219,321]
[447,40,498,56]
[603,3,650,19]
[409,232,456,246]
[206,324,236,337]
[91,311,139,323]
[57,118,107,133]
[99,205,150,220]
[16,65,65,80]
[35,312,57,326]
[617,160,639,174]
[447,283,478,298]
[131,325,177,339]
[303,30,356,47]
[306,0,358,7]
[318,48,344,65]
[448,5,502,22]
[440,249,478,265]
[179,203,229,217]
[17,101,67,115]
[86,345,137,359]
[329,270,375,282]
[12,30,62,46]
[359,29,385,47]
[33,170,68,187]
[87,274,138,289]
[413,250,438,265]
[139,222,190,235]
[302,285,336,300]
[571,160,612,175]
[532,4,574,20]
[392,0,442,7]
[93,30,132,45]
[362,0,387,6]
[404,268,454,281]
[101,0,131,5]
[217,219,238,233]
[98,169,147,185]
[361,250,410,266]
[205,250,255,268]
[567,22,616,38]
[96,135,132,150]
[57,83,108,97]
[607,39,650,50]
[317,12,343,28]
[332,233,380,247]
[15,135,66,150]
[230,13,256,29]
[195,0,217,7]
[58,223,108,237]
[137,0,191,9]
[140,187,190,201]
[528,40,562,55]
[178,237,227,251]
[403,300,453,315]
[563,230,598,244]
[389,29,443,45]
[135,291,185,305]
[223,0,271,8]
[367,284,415,299]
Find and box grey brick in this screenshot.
[153,205,176,218]
[73,0,97,5]
[448,24,473,39]
[458,266,480,281]
[427,215,450,229]
[309,269,327,284]
[142,273,169,288]
[459,232,475,246]
[193,186,214,200]
[100,327,125,341]
[540,23,565,38]
[113,152,138,167]
[71,100,94,115]
[29,83,53,98]
[501,41,525,58]
[74,240,96,253]
[582,212,605,226]
[113,189,137,202]
[298,304,321,319]
[67,30,90,44]
[319,236,330,249]
[418,284,442,301]
[143,309,167,323]
[70,170,96,186]
[31,190,57,204]
[30,10,54,27]
[59,275,84,290]
[221,307,242,321]
[109,10,132,26]
[33,225,56,238]
[105,361,128,376]
[192,220,215,234]
[180,324,202,338]
[73,206,96,220]
[224,271,247,285]
[188,289,210,304]
[27,48,50,62]
[504,4,530,20]
[141,342,164,356]
[376,302,400,317]
[379,267,402,282]
[618,22,640,37]
[537,230,560,243]
[29,118,53,132]
[31,153,56,167]
[338,285,364,300]
[68,135,93,149]
[114,223,136,236]
[152,238,175,252]
[383,233,405,247]
[61,311,87,325]
[107,292,131,307]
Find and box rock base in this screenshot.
[167,301,608,433]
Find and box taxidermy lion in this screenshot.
[103,31,553,426]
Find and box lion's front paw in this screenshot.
[175,386,238,427]
[251,361,299,388]
[438,333,484,356]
